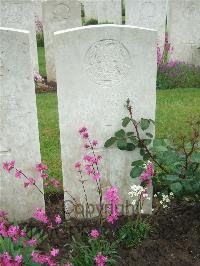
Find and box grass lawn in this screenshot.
[38,47,46,77]
[36,88,200,184]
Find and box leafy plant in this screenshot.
[117,221,150,247]
[68,234,120,266]
[105,99,200,201]
[83,18,98,26]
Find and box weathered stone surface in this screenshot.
[125,0,166,48]
[0,0,39,71]
[97,0,121,24]
[54,25,157,217]
[83,0,98,21]
[167,0,200,65]
[42,0,82,81]
[33,0,43,22]
[0,27,45,221]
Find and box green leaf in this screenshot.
[117,139,127,150]
[170,182,182,194]
[140,119,150,131]
[126,143,135,151]
[190,152,200,163]
[115,129,125,139]
[131,160,144,167]
[126,132,134,137]
[162,175,179,182]
[122,117,131,127]
[104,137,116,148]
[143,139,152,146]
[140,149,145,156]
[130,167,144,178]
[143,153,151,161]
[146,132,153,138]
[129,136,138,145]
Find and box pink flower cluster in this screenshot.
[32,248,59,266]
[139,161,154,187]
[36,163,61,188]
[33,208,49,224]
[94,253,107,266]
[3,160,15,173]
[75,127,102,181]
[104,187,121,224]
[32,209,62,229]
[90,229,100,239]
[0,252,23,266]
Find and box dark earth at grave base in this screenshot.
[24,197,200,266]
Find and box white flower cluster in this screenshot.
[154,192,174,209]
[128,184,150,206]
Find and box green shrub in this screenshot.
[157,62,200,90]
[117,221,150,247]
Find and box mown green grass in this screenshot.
[37,47,46,77]
[36,88,200,183]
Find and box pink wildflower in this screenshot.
[50,248,59,257]
[41,173,48,179]
[50,178,61,188]
[24,177,36,188]
[104,187,121,224]
[139,161,154,187]
[33,208,48,224]
[15,169,22,179]
[36,163,48,172]
[74,162,81,170]
[3,160,15,173]
[84,143,90,149]
[0,210,8,218]
[63,263,73,266]
[90,229,100,239]
[85,164,93,175]
[55,214,62,224]
[14,255,23,264]
[94,253,107,266]
[92,140,98,146]
[27,238,37,246]
[92,171,101,181]
[79,127,87,134]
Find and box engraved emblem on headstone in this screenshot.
[84,39,131,89]
[53,3,70,20]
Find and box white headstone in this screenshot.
[54,25,157,218]
[0,27,45,222]
[33,0,43,23]
[83,0,98,21]
[167,0,200,66]
[0,0,39,71]
[42,0,82,81]
[97,0,122,24]
[125,0,166,48]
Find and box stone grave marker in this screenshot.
[0,0,39,71]
[42,0,82,81]
[167,0,200,65]
[97,0,122,24]
[125,0,167,48]
[0,27,45,221]
[54,25,157,218]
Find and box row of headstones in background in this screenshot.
[0,25,156,221]
[83,0,122,24]
[0,27,45,221]
[0,0,39,71]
